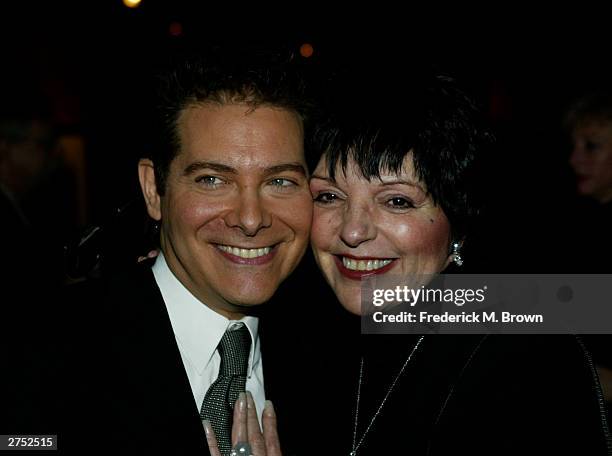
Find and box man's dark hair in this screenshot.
[148,47,314,195]
[312,68,493,240]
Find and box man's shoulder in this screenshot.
[60,259,162,331]
[63,259,157,301]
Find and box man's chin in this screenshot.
[225,290,276,308]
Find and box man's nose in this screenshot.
[225,189,272,236]
[339,203,377,248]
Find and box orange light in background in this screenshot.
[122,0,142,8]
[299,43,314,58]
[169,21,183,37]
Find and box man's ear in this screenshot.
[138,159,162,221]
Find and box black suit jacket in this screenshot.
[55,260,291,455]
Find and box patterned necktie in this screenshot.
[200,324,251,455]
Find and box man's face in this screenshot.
[140,103,312,318]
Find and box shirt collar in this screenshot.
[152,252,260,377]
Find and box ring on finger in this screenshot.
[230,441,252,456]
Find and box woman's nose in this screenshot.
[339,203,377,248]
[569,140,589,170]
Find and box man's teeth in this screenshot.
[342,257,393,271]
[218,245,272,259]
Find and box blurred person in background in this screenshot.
[567,92,612,206]
[565,92,612,415]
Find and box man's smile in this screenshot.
[214,243,279,265]
[215,244,275,259]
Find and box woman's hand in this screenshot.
[203,391,281,456]
[137,249,159,263]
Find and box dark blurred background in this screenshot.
[2,1,612,435]
[1,2,611,275]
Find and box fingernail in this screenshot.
[264,400,275,416]
[238,391,246,412]
[202,419,212,436]
[246,390,254,409]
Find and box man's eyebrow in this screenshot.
[183,161,237,176]
[263,163,307,177]
[183,161,307,177]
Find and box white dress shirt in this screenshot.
[152,252,265,424]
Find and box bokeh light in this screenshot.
[299,43,314,58]
[169,21,183,37]
[122,0,142,9]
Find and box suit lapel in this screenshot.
[108,263,209,454]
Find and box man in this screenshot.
[59,51,313,455]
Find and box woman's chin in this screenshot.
[339,298,363,316]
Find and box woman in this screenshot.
[206,71,611,455]
[564,92,612,415]
[566,92,612,205]
[304,71,611,455]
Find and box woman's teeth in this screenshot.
[341,257,393,271]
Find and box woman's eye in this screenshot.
[314,192,339,204]
[196,175,224,187]
[386,196,414,209]
[585,141,601,153]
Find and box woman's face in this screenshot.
[569,121,612,204]
[310,154,453,315]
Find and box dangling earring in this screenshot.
[451,241,463,266]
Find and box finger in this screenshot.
[246,391,266,455]
[232,392,248,446]
[137,250,159,263]
[202,419,223,456]
[263,400,282,456]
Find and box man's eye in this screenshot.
[196,175,224,186]
[386,196,414,209]
[314,192,339,204]
[269,178,296,188]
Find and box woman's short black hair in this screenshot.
[311,68,493,240]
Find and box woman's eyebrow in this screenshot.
[380,180,420,187]
[378,178,426,193]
